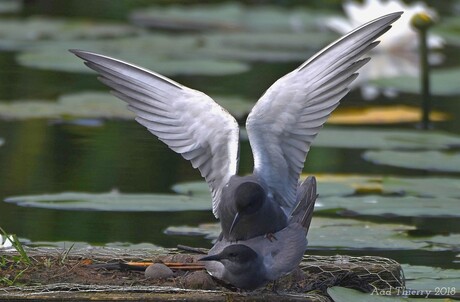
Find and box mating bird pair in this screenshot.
[71,12,402,290]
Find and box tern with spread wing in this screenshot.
[71,11,401,288]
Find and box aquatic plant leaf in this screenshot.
[329,106,448,124]
[327,286,444,302]
[129,3,334,33]
[17,35,250,75]
[0,17,139,50]
[0,92,254,120]
[165,217,452,250]
[314,128,460,150]
[5,191,212,212]
[198,32,336,62]
[0,0,21,13]
[172,179,355,199]
[363,150,460,172]
[319,195,460,218]
[402,264,460,290]
[371,68,460,96]
[0,94,132,120]
[381,177,460,198]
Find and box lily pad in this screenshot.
[402,264,460,291]
[0,92,254,120]
[319,195,460,218]
[0,94,132,120]
[0,17,139,50]
[4,190,212,212]
[17,35,249,76]
[197,31,336,62]
[328,106,448,125]
[327,286,446,301]
[129,3,333,33]
[381,177,460,198]
[164,217,452,250]
[0,0,21,14]
[371,68,460,96]
[363,150,460,172]
[172,179,355,200]
[314,128,460,150]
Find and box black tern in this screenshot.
[71,10,401,288]
[200,176,317,290]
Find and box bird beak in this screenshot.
[199,254,221,262]
[229,212,241,234]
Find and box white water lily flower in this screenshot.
[0,234,13,249]
[327,0,443,99]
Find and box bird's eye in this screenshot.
[228,252,237,258]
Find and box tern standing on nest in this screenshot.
[71,11,402,289]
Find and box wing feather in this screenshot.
[246,12,402,210]
[70,50,240,217]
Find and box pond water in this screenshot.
[0,0,459,284]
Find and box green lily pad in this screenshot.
[371,68,460,96]
[0,92,254,120]
[402,264,460,291]
[319,195,460,218]
[17,35,249,76]
[0,94,132,120]
[315,128,460,150]
[0,17,139,50]
[0,0,21,13]
[129,3,333,33]
[172,179,355,199]
[327,286,446,301]
[165,217,436,250]
[4,190,212,212]
[363,150,460,172]
[381,177,460,198]
[197,31,336,62]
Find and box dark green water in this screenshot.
[0,0,459,271]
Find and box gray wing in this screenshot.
[245,12,402,210]
[70,50,239,218]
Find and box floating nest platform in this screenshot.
[0,247,405,301]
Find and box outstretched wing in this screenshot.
[70,50,239,218]
[246,12,402,210]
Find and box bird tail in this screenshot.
[290,176,317,232]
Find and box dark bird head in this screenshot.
[229,180,266,234]
[200,244,267,289]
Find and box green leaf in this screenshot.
[402,264,460,291]
[371,68,460,96]
[172,179,355,199]
[5,191,212,212]
[315,128,460,150]
[0,0,21,14]
[0,17,139,50]
[363,150,460,172]
[165,217,447,250]
[0,92,254,120]
[319,195,460,219]
[17,35,250,76]
[129,3,334,33]
[381,177,460,198]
